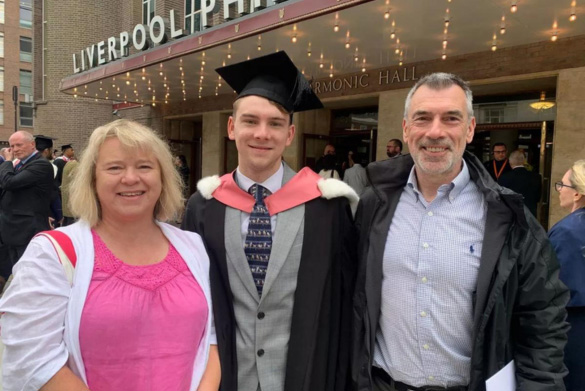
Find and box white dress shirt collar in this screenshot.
[235,163,284,195]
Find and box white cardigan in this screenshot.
[0,221,216,391]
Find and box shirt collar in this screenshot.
[20,150,38,165]
[406,159,471,203]
[235,163,284,195]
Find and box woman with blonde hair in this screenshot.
[0,119,220,391]
[549,159,585,390]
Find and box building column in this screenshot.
[377,89,409,161]
[549,66,585,226]
[201,111,227,177]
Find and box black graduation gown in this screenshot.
[183,192,356,391]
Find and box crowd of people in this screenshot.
[0,51,581,391]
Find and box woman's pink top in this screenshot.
[79,231,208,391]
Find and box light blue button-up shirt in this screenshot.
[373,160,487,387]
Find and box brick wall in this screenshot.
[34,0,140,152]
[0,0,34,143]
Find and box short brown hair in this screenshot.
[233,97,293,124]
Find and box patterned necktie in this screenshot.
[244,184,272,298]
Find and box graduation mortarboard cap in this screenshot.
[61,144,73,151]
[34,135,56,151]
[215,51,323,113]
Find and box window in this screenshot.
[0,33,3,57]
[0,1,4,24]
[142,0,155,25]
[19,70,32,97]
[0,67,4,92]
[20,0,32,28]
[0,100,4,125]
[20,102,33,127]
[20,37,32,62]
[185,0,202,34]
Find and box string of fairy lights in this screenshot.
[69,0,581,105]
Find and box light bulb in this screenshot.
[491,44,497,51]
[334,24,339,32]
[292,35,297,43]
[442,54,447,60]
[345,42,350,49]
[570,12,577,22]
[551,33,558,42]
[384,10,390,19]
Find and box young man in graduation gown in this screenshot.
[182,51,358,391]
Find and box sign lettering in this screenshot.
[314,67,416,94]
[72,2,289,73]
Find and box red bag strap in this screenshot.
[35,230,77,267]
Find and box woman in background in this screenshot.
[549,159,585,391]
[0,119,220,391]
[318,153,341,180]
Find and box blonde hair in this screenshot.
[69,119,184,226]
[569,159,585,195]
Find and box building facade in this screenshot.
[0,0,34,142]
[37,0,585,228]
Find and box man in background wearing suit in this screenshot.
[183,52,357,391]
[499,149,542,217]
[0,131,54,276]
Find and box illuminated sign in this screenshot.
[72,0,290,73]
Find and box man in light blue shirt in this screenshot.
[353,73,569,391]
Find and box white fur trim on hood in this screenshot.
[196,175,360,216]
[317,178,360,216]
[197,175,221,200]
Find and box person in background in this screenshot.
[341,150,356,177]
[0,119,220,391]
[386,139,402,158]
[54,144,75,187]
[499,149,542,217]
[343,152,368,195]
[319,153,341,179]
[61,159,79,227]
[314,143,336,173]
[175,154,191,196]
[483,142,511,183]
[549,160,585,391]
[35,135,63,228]
[0,131,54,269]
